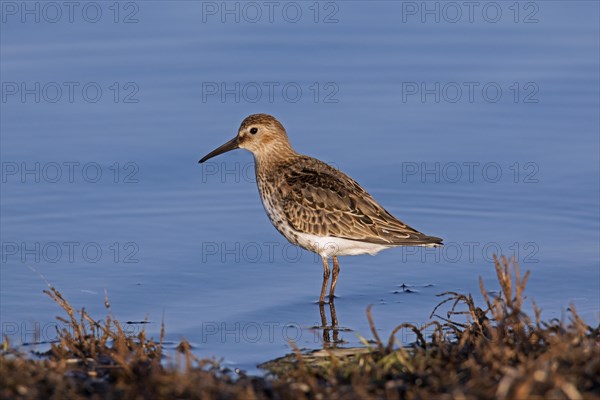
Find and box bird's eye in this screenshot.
[250,127,258,134]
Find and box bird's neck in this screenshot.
[253,142,298,168]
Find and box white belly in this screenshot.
[293,231,392,257]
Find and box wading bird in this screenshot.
[199,114,442,303]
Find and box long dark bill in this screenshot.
[198,137,239,163]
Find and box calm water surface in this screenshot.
[1,1,599,373]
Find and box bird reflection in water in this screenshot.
[318,299,345,346]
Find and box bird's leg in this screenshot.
[329,256,340,299]
[319,256,330,304]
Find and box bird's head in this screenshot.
[199,114,294,164]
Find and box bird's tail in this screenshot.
[419,235,443,247]
[389,234,443,247]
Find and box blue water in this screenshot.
[1,1,598,373]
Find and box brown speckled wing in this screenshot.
[278,157,442,246]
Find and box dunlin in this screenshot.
[199,114,443,303]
